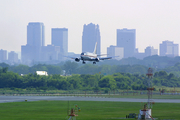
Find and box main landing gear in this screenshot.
[82,61,86,64]
[93,62,96,64]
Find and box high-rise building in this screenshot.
[160,40,179,57]
[52,28,68,60]
[0,49,7,62]
[27,22,45,47]
[145,46,158,57]
[107,46,124,60]
[117,28,136,58]
[8,51,18,63]
[21,22,45,64]
[82,23,101,55]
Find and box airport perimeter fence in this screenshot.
[0,90,180,96]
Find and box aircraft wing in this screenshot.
[99,57,112,60]
[97,54,107,56]
[99,56,119,60]
[64,56,77,59]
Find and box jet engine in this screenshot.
[75,58,80,62]
[95,58,99,62]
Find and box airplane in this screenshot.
[66,42,116,64]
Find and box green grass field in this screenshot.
[0,100,179,120]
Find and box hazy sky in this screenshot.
[1,0,180,54]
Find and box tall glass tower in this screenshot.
[27,22,45,47]
[117,28,136,58]
[21,22,45,64]
[82,23,101,55]
[51,28,68,60]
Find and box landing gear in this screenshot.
[93,62,96,64]
[82,61,86,64]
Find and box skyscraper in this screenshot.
[27,22,45,47]
[82,23,101,55]
[160,40,179,57]
[51,28,68,60]
[21,22,45,64]
[117,28,136,58]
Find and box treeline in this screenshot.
[1,61,180,77]
[100,55,180,69]
[28,55,180,69]
[0,67,180,91]
[0,61,150,75]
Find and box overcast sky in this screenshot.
[0,0,180,54]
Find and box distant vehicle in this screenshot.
[66,42,117,64]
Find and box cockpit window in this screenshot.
[81,53,84,55]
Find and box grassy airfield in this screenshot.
[0,100,179,120]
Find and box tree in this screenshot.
[158,71,168,77]
[0,67,8,73]
[63,61,78,75]
[99,75,116,90]
[68,75,82,89]
[10,64,29,74]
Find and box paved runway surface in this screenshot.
[0,96,180,103]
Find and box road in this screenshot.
[0,96,179,103]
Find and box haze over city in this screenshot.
[1,0,180,54]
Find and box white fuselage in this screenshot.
[80,52,97,61]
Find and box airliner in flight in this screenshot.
[66,42,116,64]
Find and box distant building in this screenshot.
[41,45,60,61]
[117,28,136,58]
[21,45,35,64]
[51,28,68,61]
[107,46,124,60]
[82,23,101,55]
[21,22,45,64]
[145,46,158,57]
[133,46,158,59]
[0,49,7,62]
[8,51,18,63]
[133,48,146,59]
[27,22,45,47]
[133,52,146,60]
[36,71,48,76]
[159,40,179,57]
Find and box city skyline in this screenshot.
[1,22,180,61]
[1,0,180,54]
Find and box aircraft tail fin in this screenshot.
[93,42,97,54]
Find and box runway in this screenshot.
[0,96,180,103]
